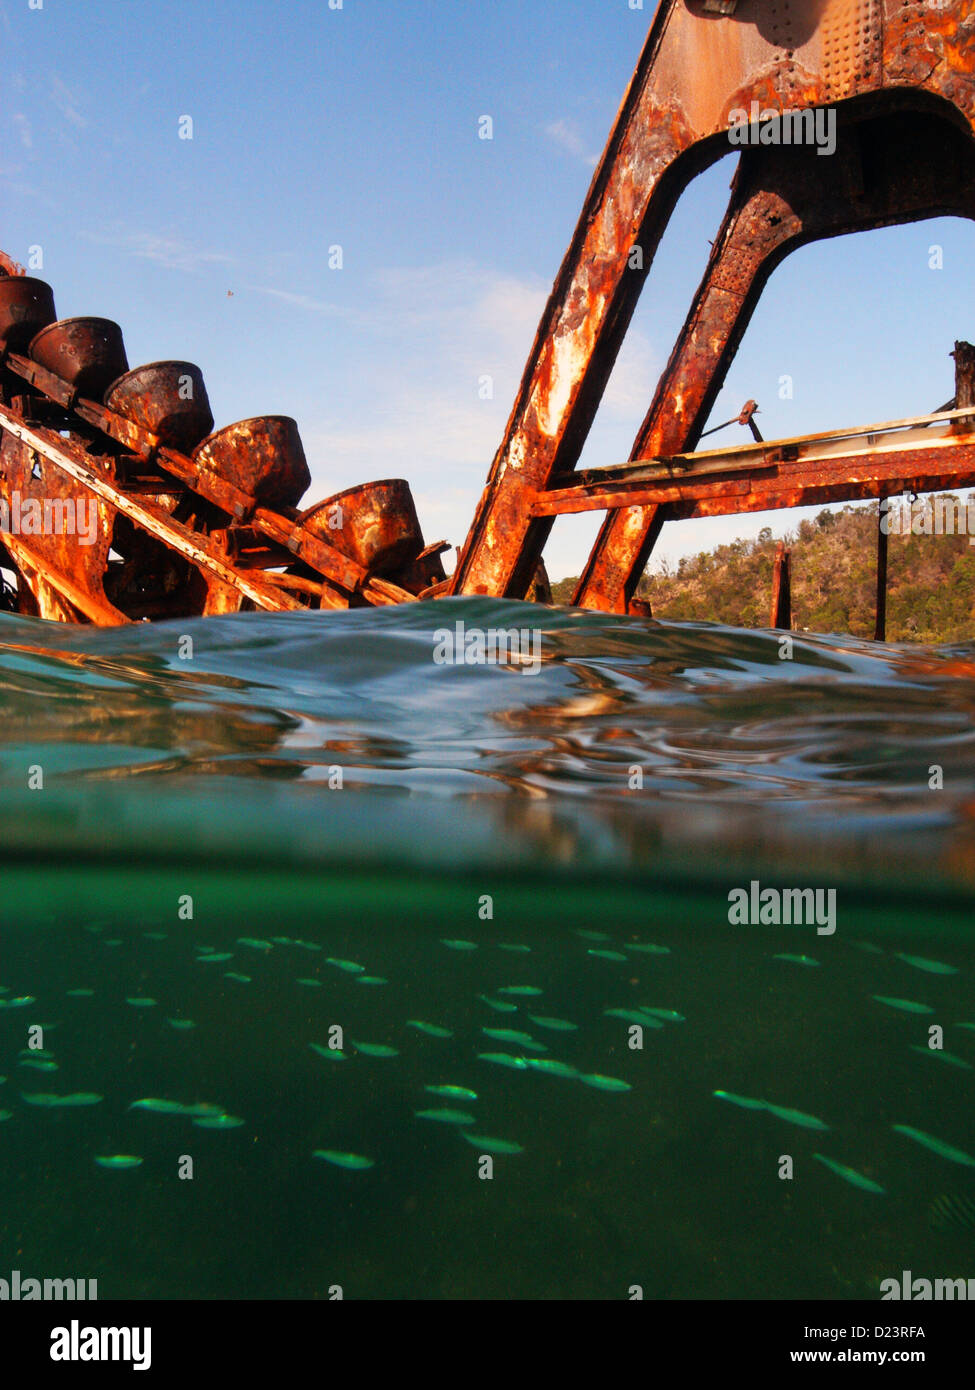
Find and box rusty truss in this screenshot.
[2,0,975,629]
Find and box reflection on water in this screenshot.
[0,599,973,1298]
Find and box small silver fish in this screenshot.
[909,1045,972,1070]
[528,1015,578,1032]
[894,953,958,976]
[478,995,519,1013]
[314,1149,373,1170]
[578,1073,631,1093]
[813,1152,884,1194]
[872,996,934,1014]
[414,1108,475,1125]
[481,1027,546,1051]
[525,1058,578,1079]
[763,1102,830,1132]
[351,1041,399,1058]
[893,1125,975,1166]
[477,1052,528,1071]
[713,1090,767,1111]
[193,1114,244,1129]
[604,1008,663,1028]
[461,1133,523,1155]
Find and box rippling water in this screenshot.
[1,599,973,1297]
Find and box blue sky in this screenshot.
[2,0,973,582]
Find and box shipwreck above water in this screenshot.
[2,0,975,633]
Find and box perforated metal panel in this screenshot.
[821,0,883,98]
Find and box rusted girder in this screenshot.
[451,0,975,604]
[573,109,975,610]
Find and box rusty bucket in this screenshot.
[29,317,129,399]
[104,361,214,454]
[0,277,56,354]
[192,417,311,509]
[300,479,424,576]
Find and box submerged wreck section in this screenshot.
[3,1,975,629]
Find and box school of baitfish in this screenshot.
[0,928,971,1208]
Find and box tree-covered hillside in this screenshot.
[551,498,975,643]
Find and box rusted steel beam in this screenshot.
[543,404,975,501]
[533,432,975,519]
[1,530,128,625]
[770,542,791,630]
[0,410,305,614]
[452,0,975,602]
[2,351,370,598]
[3,347,426,611]
[575,109,975,610]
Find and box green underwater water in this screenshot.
[1,598,974,1299]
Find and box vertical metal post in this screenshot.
[770,542,791,630]
[875,498,888,643]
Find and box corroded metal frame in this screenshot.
[450,1,975,611]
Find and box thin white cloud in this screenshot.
[81,228,236,274]
[247,285,355,319]
[50,74,87,129]
[291,258,660,577]
[544,118,599,168]
[12,113,32,150]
